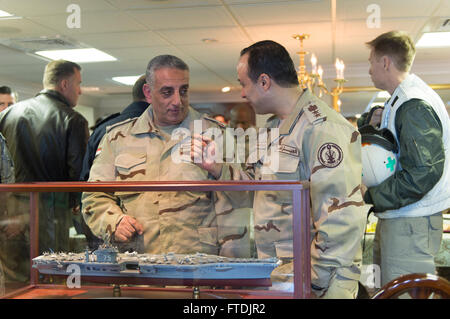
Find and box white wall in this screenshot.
[74,104,95,130]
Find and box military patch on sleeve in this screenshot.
[317,143,343,168]
[95,147,102,158]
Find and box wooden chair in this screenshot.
[372,273,450,299]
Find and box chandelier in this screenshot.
[293,34,346,108]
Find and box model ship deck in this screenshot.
[32,246,280,281]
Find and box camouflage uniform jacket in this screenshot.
[82,106,232,255]
[220,89,367,289]
[0,133,14,184]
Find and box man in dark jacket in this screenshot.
[80,75,148,181]
[0,60,89,282]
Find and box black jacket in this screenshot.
[80,100,149,181]
[0,89,89,183]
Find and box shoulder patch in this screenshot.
[203,115,227,129]
[317,143,343,168]
[303,102,327,125]
[105,117,138,133]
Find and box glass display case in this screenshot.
[0,180,311,299]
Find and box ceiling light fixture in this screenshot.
[201,38,218,44]
[293,34,346,112]
[81,87,100,92]
[112,75,141,86]
[35,48,117,63]
[0,10,13,17]
[377,91,390,99]
[416,32,450,48]
[221,86,231,93]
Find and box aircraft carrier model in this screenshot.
[32,244,280,281]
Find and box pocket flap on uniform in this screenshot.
[275,241,293,258]
[115,152,146,170]
[276,153,300,173]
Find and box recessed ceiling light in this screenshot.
[377,91,390,98]
[202,38,218,44]
[35,48,117,63]
[221,86,231,93]
[112,76,141,86]
[416,32,450,48]
[0,10,13,17]
[82,87,100,92]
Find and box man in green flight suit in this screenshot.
[361,31,449,286]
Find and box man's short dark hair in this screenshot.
[132,75,147,102]
[240,40,299,88]
[0,86,12,95]
[366,31,416,72]
[43,60,81,88]
[145,55,189,87]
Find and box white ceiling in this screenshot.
[0,0,449,119]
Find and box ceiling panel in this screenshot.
[106,0,221,10]
[415,47,450,64]
[336,0,442,20]
[0,45,46,66]
[177,42,246,73]
[27,11,147,35]
[335,18,427,63]
[0,0,116,16]
[0,63,48,83]
[229,0,330,25]
[436,0,450,16]
[127,6,236,30]
[158,26,249,45]
[0,17,59,38]
[74,31,168,49]
[105,45,186,62]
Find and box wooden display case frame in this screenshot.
[0,180,310,299]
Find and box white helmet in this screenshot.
[360,125,398,187]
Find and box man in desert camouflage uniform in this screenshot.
[82,55,233,255]
[197,41,367,298]
[0,133,14,288]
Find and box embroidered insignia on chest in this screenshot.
[317,143,343,168]
[278,144,299,157]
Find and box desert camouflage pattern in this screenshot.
[216,128,256,258]
[82,106,234,255]
[220,89,367,290]
[0,133,14,184]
